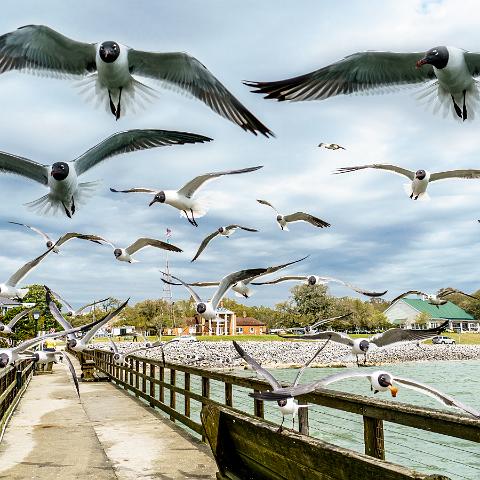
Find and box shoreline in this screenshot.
[95,340,480,370]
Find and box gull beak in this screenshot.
[388,385,398,397]
[416,58,428,69]
[148,199,157,207]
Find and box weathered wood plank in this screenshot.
[170,368,176,421]
[363,416,385,459]
[184,372,191,418]
[298,399,309,435]
[225,382,233,407]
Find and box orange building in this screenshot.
[235,317,266,335]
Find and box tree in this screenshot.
[414,312,431,328]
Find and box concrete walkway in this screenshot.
[0,360,217,479]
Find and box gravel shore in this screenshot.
[96,340,480,369]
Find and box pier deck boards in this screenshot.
[0,359,217,479]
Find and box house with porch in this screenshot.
[384,296,479,332]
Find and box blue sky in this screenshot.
[1,0,480,308]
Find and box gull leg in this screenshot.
[62,202,72,219]
[462,89,467,121]
[108,90,117,117]
[277,415,285,433]
[190,209,198,227]
[410,193,414,199]
[116,87,123,121]
[363,354,367,365]
[452,94,462,118]
[356,354,359,367]
[183,210,195,226]
[71,196,76,215]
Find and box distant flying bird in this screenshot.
[46,288,109,317]
[334,164,480,200]
[391,288,478,307]
[0,24,273,135]
[109,337,160,365]
[46,289,129,353]
[0,248,53,299]
[245,46,480,121]
[0,308,31,334]
[252,275,386,298]
[161,267,270,320]
[163,256,308,299]
[94,236,183,263]
[9,223,103,253]
[251,370,480,419]
[287,313,353,335]
[0,129,211,217]
[111,166,263,227]
[191,225,258,262]
[257,199,330,231]
[280,322,448,365]
[318,143,345,150]
[233,340,329,431]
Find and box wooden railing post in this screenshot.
[134,359,140,397]
[363,416,385,460]
[128,357,133,388]
[225,382,233,407]
[159,365,164,403]
[170,368,176,421]
[201,376,210,442]
[184,372,191,418]
[149,364,155,407]
[142,361,147,394]
[297,400,309,435]
[253,390,264,419]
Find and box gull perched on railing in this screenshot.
[250,370,480,419]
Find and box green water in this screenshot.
[143,360,480,479]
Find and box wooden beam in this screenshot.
[363,416,385,460]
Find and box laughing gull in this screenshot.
[0,308,31,334]
[191,225,258,262]
[0,129,211,217]
[46,289,129,353]
[334,164,480,200]
[46,288,109,317]
[0,248,53,299]
[280,321,448,365]
[111,166,263,227]
[245,46,480,121]
[233,340,329,431]
[109,337,159,365]
[318,143,345,151]
[0,320,100,368]
[161,267,271,320]
[9,223,103,253]
[251,370,480,418]
[390,288,478,307]
[0,24,273,135]
[300,313,354,334]
[257,199,330,231]
[252,275,386,297]
[163,256,308,299]
[93,236,182,263]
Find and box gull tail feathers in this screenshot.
[76,180,102,205]
[402,183,430,201]
[179,196,212,219]
[24,194,67,217]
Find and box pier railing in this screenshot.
[0,359,33,440]
[82,348,480,477]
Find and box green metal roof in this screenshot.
[401,298,475,320]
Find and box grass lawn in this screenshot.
[90,332,480,344]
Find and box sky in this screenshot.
[1,0,480,309]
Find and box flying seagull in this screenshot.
[0,24,273,135]
[9,223,104,253]
[250,370,480,419]
[162,256,308,299]
[252,275,386,298]
[302,313,354,334]
[280,322,449,365]
[0,248,53,299]
[233,340,329,431]
[334,164,480,200]
[109,337,161,365]
[257,199,330,231]
[111,166,263,227]
[191,225,258,262]
[0,319,101,368]
[93,236,182,263]
[0,308,31,334]
[161,267,271,320]
[46,288,109,317]
[390,288,478,307]
[318,143,345,150]
[8,222,104,253]
[245,46,480,121]
[0,129,211,217]
[46,289,129,353]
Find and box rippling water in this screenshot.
[236,360,480,480]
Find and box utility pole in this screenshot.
[162,228,176,330]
